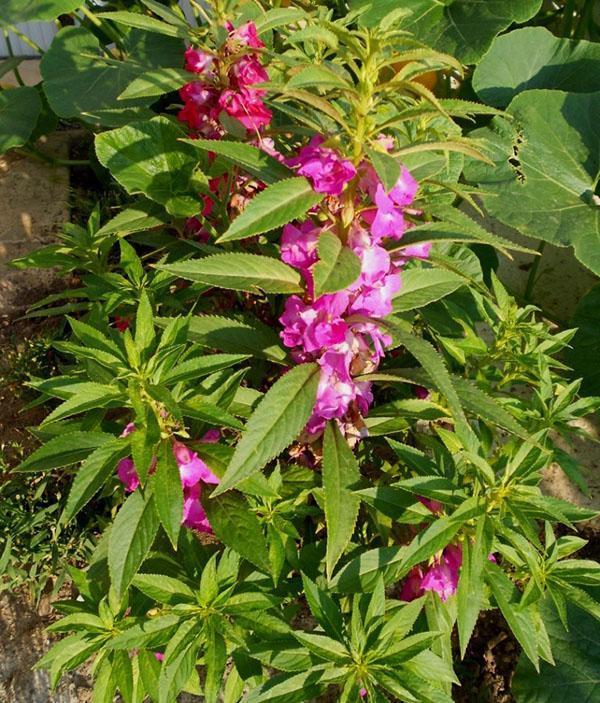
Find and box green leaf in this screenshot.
[17,432,113,472]
[254,7,306,34]
[109,614,180,650]
[212,363,320,494]
[205,624,228,703]
[151,442,183,548]
[132,573,195,604]
[366,146,400,191]
[161,352,249,385]
[119,67,192,100]
[393,268,464,312]
[0,87,41,155]
[184,139,292,185]
[98,11,187,38]
[96,200,168,237]
[158,620,202,703]
[95,116,201,217]
[202,490,270,572]
[566,283,600,396]
[180,398,244,430]
[512,597,600,703]
[322,422,360,579]
[352,0,543,64]
[62,438,131,524]
[464,90,600,276]
[108,491,160,597]
[0,0,82,23]
[287,64,351,91]
[485,561,540,669]
[245,668,325,703]
[217,178,323,243]
[41,383,123,425]
[313,232,362,298]
[457,516,492,657]
[168,314,288,364]
[473,27,600,107]
[158,253,303,294]
[302,574,345,642]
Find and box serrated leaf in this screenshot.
[41,383,123,425]
[108,614,180,650]
[212,363,320,494]
[108,491,160,597]
[322,422,360,579]
[151,442,183,548]
[161,352,249,385]
[184,139,292,185]
[62,438,131,524]
[287,64,351,91]
[313,232,362,298]
[98,11,187,38]
[158,253,303,294]
[393,268,464,312]
[132,573,195,603]
[95,116,201,217]
[366,146,400,192]
[17,432,113,472]
[218,178,322,243]
[119,67,191,100]
[96,200,168,237]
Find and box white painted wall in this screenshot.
[0,0,196,57]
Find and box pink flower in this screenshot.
[414,385,430,400]
[281,221,320,276]
[154,652,164,662]
[256,136,285,162]
[173,440,219,488]
[389,167,418,207]
[400,566,425,602]
[184,47,214,75]
[300,293,350,353]
[117,458,139,493]
[368,185,407,242]
[280,296,308,349]
[227,21,264,49]
[182,482,213,533]
[307,349,356,432]
[420,544,462,601]
[201,429,221,443]
[288,136,356,196]
[359,688,368,699]
[397,242,432,262]
[180,82,218,109]
[114,316,130,332]
[218,88,272,131]
[231,56,269,92]
[418,496,443,514]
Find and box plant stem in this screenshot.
[17,145,90,167]
[524,241,546,302]
[5,25,43,54]
[3,32,25,86]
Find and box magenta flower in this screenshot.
[201,428,221,443]
[299,293,350,354]
[184,47,214,75]
[420,544,462,601]
[182,483,213,533]
[117,457,139,493]
[227,21,265,49]
[173,440,219,488]
[368,184,408,242]
[231,56,269,92]
[389,167,418,207]
[280,221,320,275]
[288,136,356,196]
[218,88,272,130]
[400,566,425,602]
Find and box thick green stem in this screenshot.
[524,241,546,302]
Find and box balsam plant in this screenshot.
[4,0,600,701]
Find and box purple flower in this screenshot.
[397,242,432,262]
[306,349,356,434]
[280,221,320,275]
[348,271,401,319]
[389,167,418,206]
[173,440,219,488]
[280,296,308,349]
[288,136,356,196]
[300,293,349,353]
[420,544,462,601]
[368,184,407,242]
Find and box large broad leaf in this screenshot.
[217,178,323,243]
[393,268,464,312]
[322,422,360,579]
[565,283,600,396]
[512,598,600,703]
[0,0,81,23]
[213,363,320,494]
[108,491,160,597]
[41,27,183,127]
[351,0,542,64]
[464,90,600,276]
[95,117,202,217]
[158,253,304,294]
[473,28,600,107]
[0,87,41,155]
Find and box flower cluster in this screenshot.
[116,424,219,533]
[178,21,271,137]
[279,136,428,437]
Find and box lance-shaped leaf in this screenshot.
[313,232,362,298]
[366,146,400,191]
[218,178,323,243]
[213,363,320,494]
[98,11,187,38]
[0,87,41,156]
[158,253,303,294]
[393,268,464,312]
[96,200,168,237]
[151,441,183,548]
[119,67,192,100]
[108,491,159,597]
[184,139,292,185]
[95,116,201,217]
[473,27,600,107]
[322,422,360,579]
[16,431,112,472]
[464,90,600,276]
